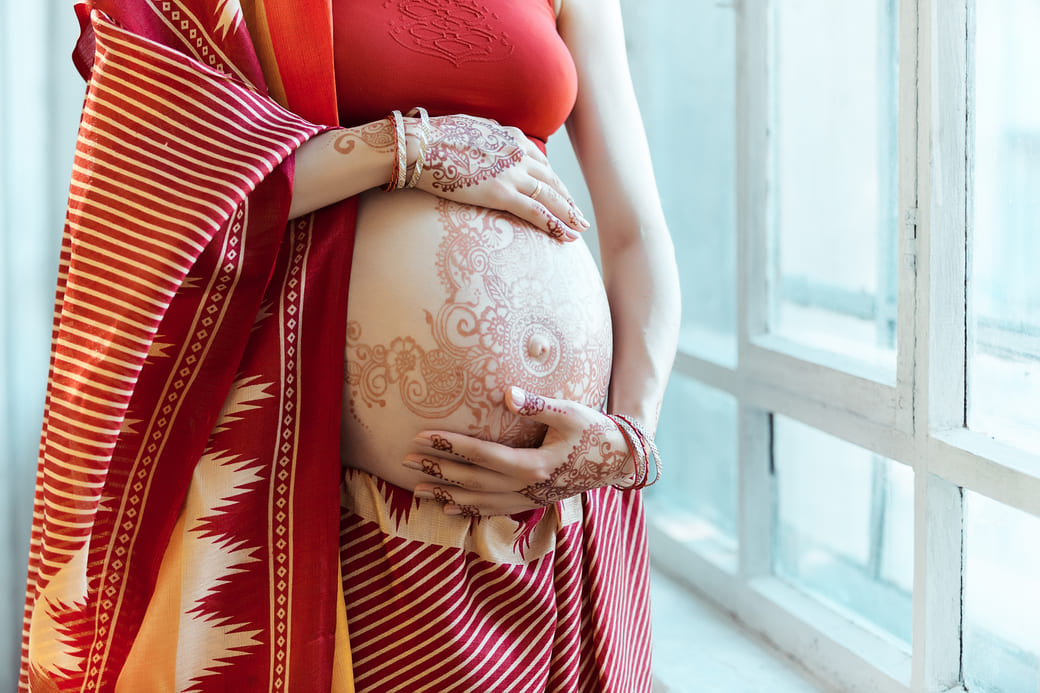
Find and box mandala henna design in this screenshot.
[345,199,612,447]
[425,115,524,193]
[519,422,629,506]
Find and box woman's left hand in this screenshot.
[404,386,635,517]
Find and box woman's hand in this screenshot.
[404,386,635,517]
[414,114,591,242]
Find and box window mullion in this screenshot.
[911,0,968,689]
[735,0,772,581]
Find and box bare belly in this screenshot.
[341,189,613,490]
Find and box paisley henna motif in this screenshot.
[519,422,629,506]
[334,120,396,155]
[424,115,524,193]
[345,199,612,446]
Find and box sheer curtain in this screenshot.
[0,2,82,685]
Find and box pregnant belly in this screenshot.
[341,189,613,490]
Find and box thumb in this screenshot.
[506,385,571,425]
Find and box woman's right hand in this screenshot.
[412,114,591,242]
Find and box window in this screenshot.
[639,1,1040,692]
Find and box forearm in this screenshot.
[288,120,396,219]
[602,227,680,433]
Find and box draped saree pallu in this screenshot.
[23,1,652,691]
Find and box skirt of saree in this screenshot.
[338,470,653,693]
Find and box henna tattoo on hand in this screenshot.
[519,422,628,506]
[334,120,396,155]
[424,115,524,193]
[420,457,445,479]
[517,392,546,417]
[455,504,481,518]
[432,487,455,503]
[430,434,453,453]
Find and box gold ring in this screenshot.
[529,180,543,201]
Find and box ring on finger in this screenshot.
[529,180,543,201]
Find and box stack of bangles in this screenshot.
[384,107,432,192]
[607,414,663,490]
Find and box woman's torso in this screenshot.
[334,0,612,490]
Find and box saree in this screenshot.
[22,1,652,691]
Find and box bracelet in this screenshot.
[404,107,431,189]
[383,109,406,192]
[607,414,662,490]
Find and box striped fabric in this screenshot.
[22,8,341,692]
[340,474,653,693]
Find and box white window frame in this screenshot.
[648,1,1040,692]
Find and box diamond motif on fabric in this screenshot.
[384,0,513,66]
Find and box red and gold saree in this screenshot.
[22,2,652,691]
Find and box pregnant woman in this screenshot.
[22,0,679,692]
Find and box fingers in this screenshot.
[408,431,530,477]
[401,453,515,493]
[411,484,546,517]
[506,386,573,426]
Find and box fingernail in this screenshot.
[444,505,462,516]
[564,228,580,241]
[403,459,422,471]
[509,386,525,405]
[414,489,435,500]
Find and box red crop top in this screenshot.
[332,0,578,144]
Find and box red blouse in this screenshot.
[332,0,578,144]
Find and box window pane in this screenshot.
[768,1,898,372]
[651,375,738,546]
[964,492,1040,693]
[624,0,737,365]
[968,0,1040,453]
[774,416,913,644]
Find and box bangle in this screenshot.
[383,110,406,192]
[607,414,662,490]
[404,107,431,189]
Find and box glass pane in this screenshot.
[964,492,1040,693]
[769,1,898,372]
[774,416,913,644]
[624,0,737,365]
[651,374,738,546]
[968,0,1040,453]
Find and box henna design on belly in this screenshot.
[425,115,524,192]
[345,199,612,446]
[519,422,628,505]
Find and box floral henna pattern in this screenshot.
[432,487,455,503]
[455,504,481,517]
[430,434,453,453]
[517,392,545,416]
[424,115,524,193]
[345,199,612,446]
[519,422,629,506]
[420,458,445,478]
